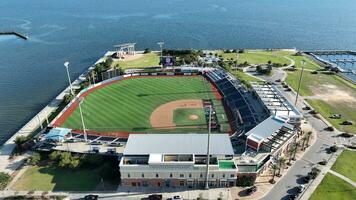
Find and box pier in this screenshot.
[0,31,28,40]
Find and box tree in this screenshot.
[300,136,308,151]
[292,142,300,160]
[59,152,72,168]
[277,157,286,176]
[305,131,312,147]
[270,164,279,183]
[49,151,60,162]
[28,153,41,165]
[143,48,151,54]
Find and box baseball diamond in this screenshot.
[54,75,231,136]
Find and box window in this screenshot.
[200,174,203,178]
[156,173,159,178]
[128,173,131,178]
[230,174,235,178]
[211,174,214,178]
[141,173,144,178]
[222,174,225,178]
[180,181,185,186]
[170,173,173,178]
[180,174,184,178]
[189,173,192,178]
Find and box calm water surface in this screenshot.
[1,0,356,144]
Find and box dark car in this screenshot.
[302,175,311,183]
[148,194,163,200]
[246,186,257,195]
[324,126,334,131]
[84,194,99,200]
[303,106,311,110]
[287,194,297,200]
[341,120,353,125]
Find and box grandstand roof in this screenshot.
[45,127,71,141]
[245,115,294,142]
[123,134,234,156]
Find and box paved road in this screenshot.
[259,69,355,200]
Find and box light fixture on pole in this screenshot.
[157,41,164,57]
[78,97,87,142]
[64,61,75,96]
[295,60,305,105]
[204,105,212,190]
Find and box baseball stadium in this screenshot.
[51,74,235,138]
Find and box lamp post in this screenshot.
[78,97,87,142]
[204,106,212,190]
[295,60,305,105]
[64,61,74,96]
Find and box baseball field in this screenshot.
[55,76,230,135]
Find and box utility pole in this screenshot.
[204,106,212,190]
[64,61,75,96]
[295,60,305,105]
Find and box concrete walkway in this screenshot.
[329,169,356,188]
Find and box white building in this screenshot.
[119,134,237,188]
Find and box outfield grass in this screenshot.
[173,108,206,126]
[12,166,107,191]
[115,53,160,69]
[62,76,229,133]
[219,50,291,65]
[331,150,356,182]
[309,173,356,200]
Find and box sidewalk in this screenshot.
[300,149,343,200]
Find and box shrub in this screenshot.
[28,152,41,165]
[0,172,11,190]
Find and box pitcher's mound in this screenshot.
[189,115,199,120]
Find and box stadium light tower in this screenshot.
[77,97,87,142]
[64,61,75,96]
[157,41,164,57]
[204,105,212,190]
[295,60,305,105]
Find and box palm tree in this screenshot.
[305,131,313,147]
[300,137,308,151]
[292,142,300,160]
[270,164,279,183]
[277,157,286,176]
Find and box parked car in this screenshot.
[246,186,257,195]
[275,79,281,82]
[84,194,99,200]
[296,184,305,193]
[302,175,311,183]
[324,126,334,131]
[169,195,183,200]
[330,114,341,119]
[287,194,297,200]
[303,106,311,110]
[318,159,327,165]
[341,120,353,125]
[338,132,353,138]
[148,194,162,200]
[285,88,292,91]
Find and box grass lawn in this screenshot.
[115,53,160,69]
[218,50,291,65]
[331,150,356,182]
[62,76,228,133]
[173,108,206,126]
[232,70,262,83]
[307,99,356,133]
[12,165,112,191]
[309,173,356,200]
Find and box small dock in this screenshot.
[0,31,28,40]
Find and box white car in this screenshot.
[171,195,183,200]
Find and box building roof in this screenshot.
[245,115,294,142]
[45,127,71,141]
[123,134,234,155]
